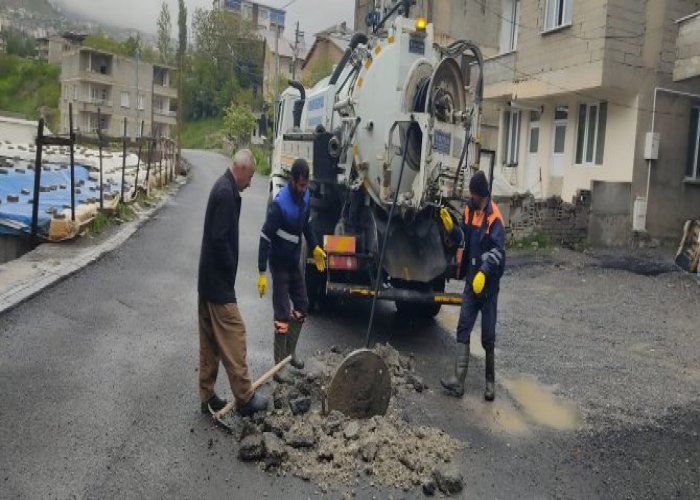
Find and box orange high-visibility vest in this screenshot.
[464,201,504,234]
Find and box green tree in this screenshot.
[3,28,37,57]
[223,102,257,147]
[183,8,264,120]
[177,0,187,61]
[157,2,173,64]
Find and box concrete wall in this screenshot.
[645,91,700,238]
[0,235,32,264]
[589,181,632,246]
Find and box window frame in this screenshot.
[500,0,521,54]
[687,106,700,180]
[575,101,607,166]
[502,108,522,167]
[543,0,573,33]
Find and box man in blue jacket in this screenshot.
[257,159,326,382]
[440,171,506,401]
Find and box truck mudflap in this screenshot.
[325,281,462,305]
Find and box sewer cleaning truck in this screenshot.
[269,2,485,317]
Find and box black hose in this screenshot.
[288,80,306,128]
[329,33,369,85]
[364,122,413,349]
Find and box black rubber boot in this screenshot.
[237,392,269,417]
[200,393,227,414]
[287,319,305,370]
[484,349,495,402]
[440,342,470,397]
[272,331,293,384]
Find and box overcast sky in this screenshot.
[55,0,356,45]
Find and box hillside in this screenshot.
[0,55,61,130]
[0,0,60,17]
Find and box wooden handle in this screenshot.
[214,355,292,420]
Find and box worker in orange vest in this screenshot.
[439,171,506,401]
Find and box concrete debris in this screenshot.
[238,434,265,462]
[432,464,464,496]
[224,343,462,495]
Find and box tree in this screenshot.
[157,2,172,64]
[223,102,257,147]
[177,0,187,61]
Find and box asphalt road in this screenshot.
[1,150,698,499]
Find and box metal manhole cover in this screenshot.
[327,349,391,419]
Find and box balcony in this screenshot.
[77,69,114,85]
[482,52,516,99]
[76,96,112,114]
[153,84,177,99]
[154,109,177,125]
[674,12,700,81]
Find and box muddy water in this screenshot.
[501,376,584,431]
[438,310,584,434]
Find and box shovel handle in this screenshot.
[214,355,292,420]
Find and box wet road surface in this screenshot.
[1,150,698,498]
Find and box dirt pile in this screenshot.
[221,343,463,495]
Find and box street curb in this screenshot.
[0,179,189,316]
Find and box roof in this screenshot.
[262,31,307,61]
[301,22,353,70]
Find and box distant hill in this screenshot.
[0,0,61,17]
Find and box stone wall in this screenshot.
[495,191,591,248]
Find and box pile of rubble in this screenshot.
[222,344,464,496]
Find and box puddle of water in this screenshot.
[501,376,584,431]
[462,393,531,436]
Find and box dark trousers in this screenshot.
[271,262,309,330]
[456,285,498,351]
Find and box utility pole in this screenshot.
[135,44,140,137]
[291,21,303,81]
[273,24,281,138]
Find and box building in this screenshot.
[481,0,700,243]
[59,47,178,139]
[215,0,307,106]
[301,22,354,85]
[213,0,286,32]
[36,32,86,64]
[0,34,6,55]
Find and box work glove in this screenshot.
[312,245,327,273]
[439,208,454,232]
[257,273,267,298]
[472,271,486,296]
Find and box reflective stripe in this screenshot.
[260,232,271,243]
[276,228,300,244]
[291,309,305,322]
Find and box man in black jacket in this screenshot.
[257,159,326,383]
[198,149,268,416]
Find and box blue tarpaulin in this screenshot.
[0,163,116,237]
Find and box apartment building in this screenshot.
[59,47,178,139]
[481,0,700,243]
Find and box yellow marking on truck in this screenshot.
[364,59,372,70]
[357,77,364,88]
[388,35,395,44]
[374,45,382,55]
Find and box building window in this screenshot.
[121,92,130,108]
[137,95,145,111]
[544,0,572,32]
[553,106,568,154]
[503,109,521,166]
[687,107,700,180]
[575,102,607,165]
[500,0,520,53]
